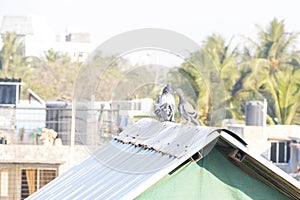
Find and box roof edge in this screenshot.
[219,131,300,198]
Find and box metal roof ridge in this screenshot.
[115,118,221,158]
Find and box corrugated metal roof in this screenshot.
[27,118,300,200]
[27,141,177,200]
[27,118,219,200]
[116,118,217,158]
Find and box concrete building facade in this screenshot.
[0,15,95,62]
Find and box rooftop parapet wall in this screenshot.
[0,145,90,173]
[267,125,300,140]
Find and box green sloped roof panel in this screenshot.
[136,148,291,200]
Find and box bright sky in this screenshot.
[1,0,300,47]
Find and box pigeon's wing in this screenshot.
[179,103,189,122]
[183,102,201,125]
[183,102,197,115]
[154,96,162,120]
[154,104,163,121]
[159,103,169,121]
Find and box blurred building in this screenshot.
[224,100,300,180]
[0,15,94,62]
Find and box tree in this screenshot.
[0,32,25,77]
[24,49,81,100]
[260,68,300,124]
[44,48,70,64]
[242,18,300,124]
[177,34,237,125]
[200,35,242,121]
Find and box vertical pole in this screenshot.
[263,99,268,158]
[16,84,19,105]
[263,99,267,127]
[70,98,76,166]
[37,169,40,190]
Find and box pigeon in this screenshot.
[160,84,176,122]
[154,84,176,122]
[154,96,164,121]
[174,88,202,125]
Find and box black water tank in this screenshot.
[46,101,71,144]
[245,101,264,126]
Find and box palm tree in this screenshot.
[242,18,300,124]
[178,34,238,125]
[261,68,300,124]
[0,32,25,77]
[201,35,243,121]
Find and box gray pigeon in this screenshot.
[154,96,164,121]
[175,88,202,125]
[154,84,175,122]
[161,84,176,122]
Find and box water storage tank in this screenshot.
[245,101,264,126]
[46,101,72,144]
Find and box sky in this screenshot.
[1,0,300,48]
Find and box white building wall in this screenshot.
[1,15,95,62]
[24,15,56,57]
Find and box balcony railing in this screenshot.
[0,106,120,145]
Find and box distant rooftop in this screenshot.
[1,16,34,35]
[65,32,90,43]
[0,77,22,83]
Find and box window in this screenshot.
[0,85,17,104]
[0,78,22,105]
[0,170,9,198]
[0,165,58,200]
[21,168,57,199]
[270,141,290,163]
